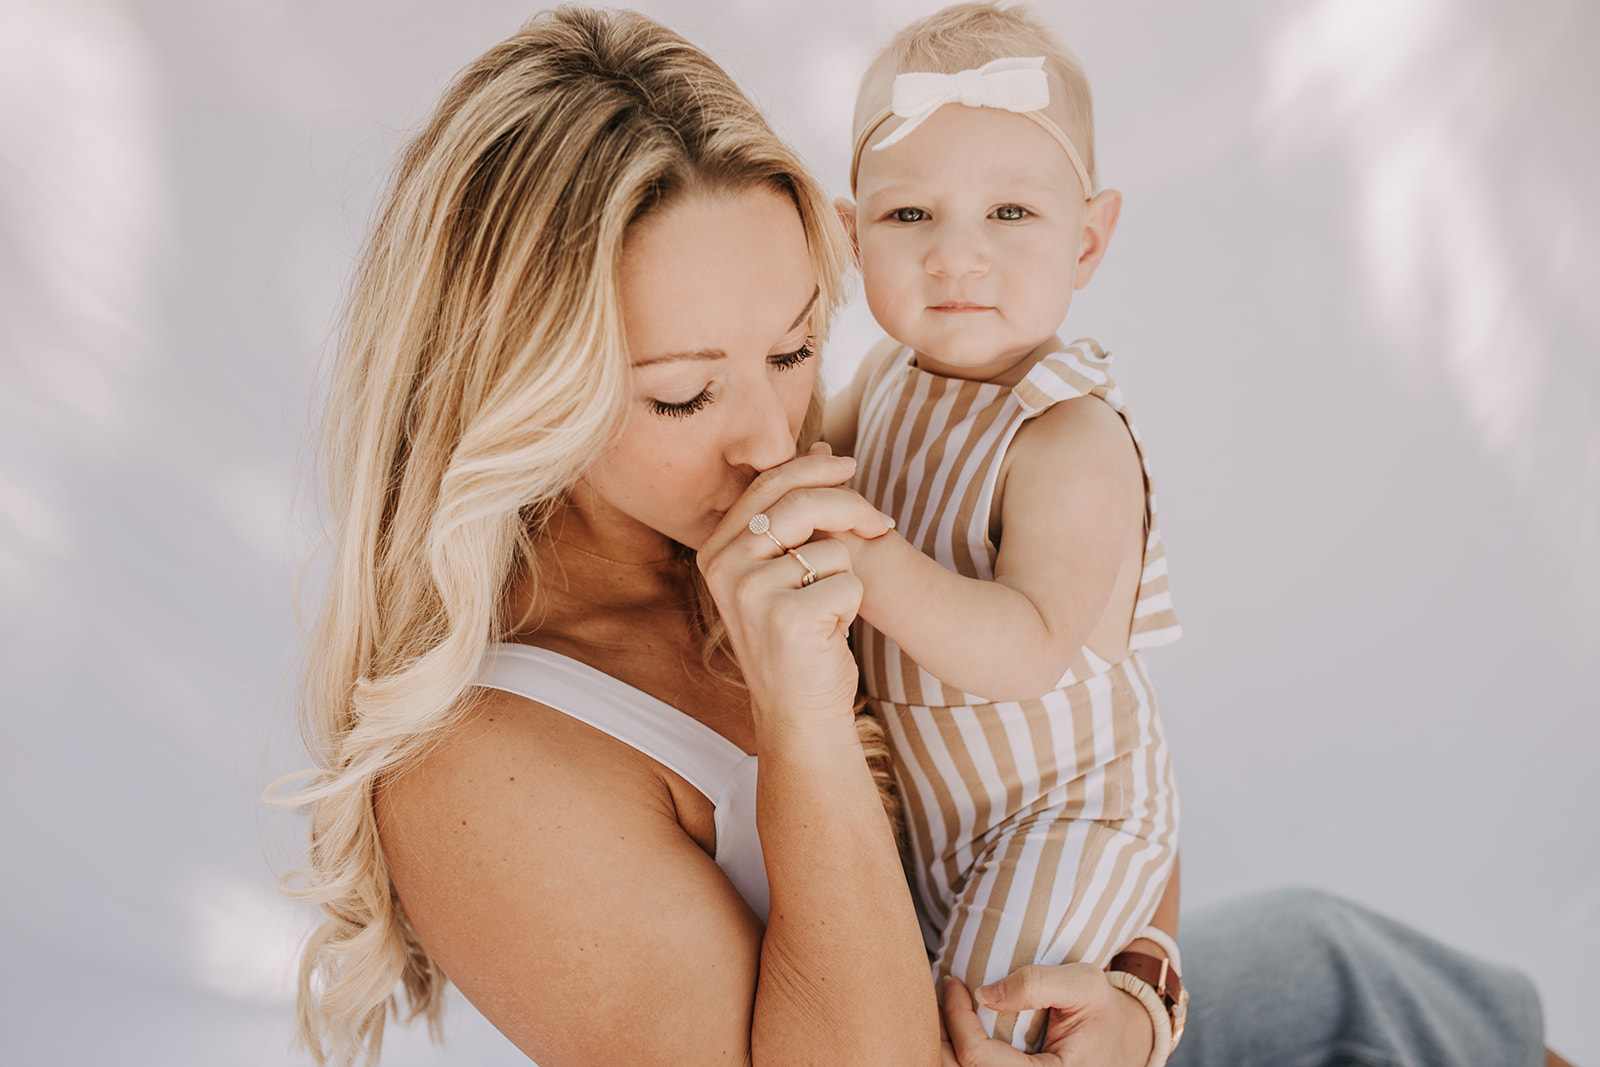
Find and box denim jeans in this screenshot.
[1170,888,1543,1067]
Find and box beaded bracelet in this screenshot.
[1105,967,1175,1067]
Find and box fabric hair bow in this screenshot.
[873,57,1051,152]
[849,55,1094,199]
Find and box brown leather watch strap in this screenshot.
[1108,950,1184,1007]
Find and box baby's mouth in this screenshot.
[929,301,993,313]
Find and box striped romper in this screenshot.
[851,337,1182,1050]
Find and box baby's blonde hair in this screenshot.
[271,7,884,1064]
[851,2,1097,189]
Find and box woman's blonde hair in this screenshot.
[274,8,890,1063]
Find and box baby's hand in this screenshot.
[797,442,898,563]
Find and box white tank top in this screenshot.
[475,643,769,922]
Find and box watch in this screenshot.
[1107,949,1188,1065]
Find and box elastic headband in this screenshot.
[849,56,1093,199]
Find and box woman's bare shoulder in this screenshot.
[377,684,673,841]
[375,686,763,1065]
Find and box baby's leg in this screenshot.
[937,809,1176,1050]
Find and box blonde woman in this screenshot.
[280,8,1559,1067]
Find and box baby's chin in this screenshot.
[913,339,1047,381]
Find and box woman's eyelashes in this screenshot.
[647,341,814,419]
[768,340,814,371]
[649,388,714,419]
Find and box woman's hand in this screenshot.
[697,443,894,739]
[939,966,1155,1067]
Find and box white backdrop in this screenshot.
[2,0,1596,1063]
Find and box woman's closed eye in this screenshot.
[768,340,814,371]
[649,387,713,418]
[647,342,812,419]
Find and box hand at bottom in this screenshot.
[939,965,1155,1067]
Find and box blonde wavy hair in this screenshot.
[273,8,896,1064]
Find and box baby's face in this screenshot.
[854,104,1089,382]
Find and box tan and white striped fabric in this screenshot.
[851,337,1181,1050]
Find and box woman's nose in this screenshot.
[925,219,989,278]
[725,375,800,473]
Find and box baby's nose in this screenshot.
[927,222,989,276]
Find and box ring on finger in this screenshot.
[748,512,788,554]
[788,548,819,587]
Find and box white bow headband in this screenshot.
[849,56,1094,199]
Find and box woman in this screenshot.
[280,8,1556,1066]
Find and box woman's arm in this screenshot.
[378,691,785,1066]
[850,394,1146,701]
[701,448,940,1064]
[377,689,937,1067]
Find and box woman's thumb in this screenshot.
[974,962,1098,1011]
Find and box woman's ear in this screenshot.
[834,196,859,262]
[1072,189,1123,290]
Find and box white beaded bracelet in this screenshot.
[1135,924,1183,976]
[1106,967,1175,1067]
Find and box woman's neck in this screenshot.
[507,502,755,752]
[513,501,696,637]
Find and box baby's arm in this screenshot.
[851,393,1144,701]
[823,338,902,457]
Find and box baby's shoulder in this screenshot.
[1005,340,1139,488]
[1009,388,1131,465]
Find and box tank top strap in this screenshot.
[1012,337,1114,416]
[475,643,748,803]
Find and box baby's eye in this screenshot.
[991,204,1029,221]
[890,207,929,223]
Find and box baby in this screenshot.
[825,3,1184,1053]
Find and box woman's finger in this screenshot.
[703,451,861,556]
[756,486,894,552]
[941,976,1033,1067]
[781,538,850,588]
[972,963,1151,1067]
[973,963,1101,1014]
[733,555,863,629]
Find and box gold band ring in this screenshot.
[788,548,819,587]
[747,512,787,554]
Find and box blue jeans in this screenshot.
[1171,889,1544,1067]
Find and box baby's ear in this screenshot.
[833,196,860,262]
[1073,189,1123,290]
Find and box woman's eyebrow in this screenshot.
[632,287,820,367]
[788,286,821,332]
[633,347,726,367]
